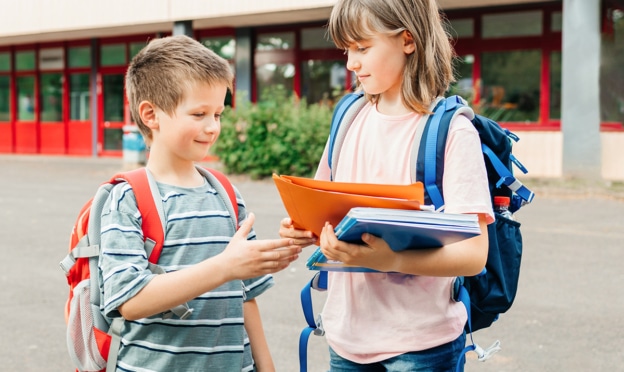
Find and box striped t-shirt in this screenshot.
[98,177,273,371]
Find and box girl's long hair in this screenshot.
[328,0,455,114]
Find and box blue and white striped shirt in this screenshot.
[99,178,273,371]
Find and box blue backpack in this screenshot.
[298,92,535,372]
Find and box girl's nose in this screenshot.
[346,53,360,71]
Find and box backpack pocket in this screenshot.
[464,213,522,332]
[66,279,108,371]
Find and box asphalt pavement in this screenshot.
[1,154,623,371]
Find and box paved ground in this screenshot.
[1,154,623,371]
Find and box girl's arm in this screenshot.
[244,299,275,372]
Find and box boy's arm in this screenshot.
[244,299,275,372]
[117,213,300,320]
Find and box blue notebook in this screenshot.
[306,207,481,272]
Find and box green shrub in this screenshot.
[213,87,334,179]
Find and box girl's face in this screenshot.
[345,31,414,98]
[153,82,227,163]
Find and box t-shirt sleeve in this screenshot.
[442,115,495,224]
[99,182,155,319]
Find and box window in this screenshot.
[482,11,542,38]
[102,74,124,122]
[40,73,63,122]
[15,50,36,71]
[201,36,236,60]
[447,19,474,39]
[301,27,335,50]
[17,76,35,121]
[0,52,10,72]
[70,74,90,121]
[600,8,624,124]
[255,32,296,99]
[449,55,474,102]
[100,44,127,66]
[68,46,91,68]
[480,50,541,122]
[129,41,147,61]
[256,32,295,51]
[301,60,346,104]
[550,51,562,120]
[0,76,9,121]
[256,63,295,100]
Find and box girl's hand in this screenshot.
[319,222,398,272]
[279,217,317,248]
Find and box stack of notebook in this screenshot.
[306,207,481,272]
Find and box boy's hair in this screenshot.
[125,35,234,144]
[328,0,455,114]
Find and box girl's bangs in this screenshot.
[329,6,376,49]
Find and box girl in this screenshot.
[280,0,495,370]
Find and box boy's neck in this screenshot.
[146,159,205,188]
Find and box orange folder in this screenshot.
[273,174,424,239]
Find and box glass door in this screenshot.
[98,72,126,156]
[14,49,37,153]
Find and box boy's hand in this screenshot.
[319,222,398,272]
[278,217,317,247]
[220,213,302,281]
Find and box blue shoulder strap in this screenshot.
[299,271,327,372]
[328,92,365,181]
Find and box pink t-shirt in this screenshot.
[314,102,494,363]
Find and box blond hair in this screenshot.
[328,0,455,114]
[125,35,234,143]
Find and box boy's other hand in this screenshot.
[221,213,302,281]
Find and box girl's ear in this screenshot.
[138,101,158,129]
[402,30,415,55]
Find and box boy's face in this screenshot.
[153,82,228,162]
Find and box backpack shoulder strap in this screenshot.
[328,92,366,181]
[196,166,239,230]
[416,96,474,209]
[109,167,165,264]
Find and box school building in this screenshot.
[0,0,622,181]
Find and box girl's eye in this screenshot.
[193,113,205,118]
[214,113,222,120]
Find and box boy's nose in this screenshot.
[203,118,219,133]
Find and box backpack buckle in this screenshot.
[313,314,325,336]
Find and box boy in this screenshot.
[98,35,301,371]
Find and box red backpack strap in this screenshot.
[108,168,164,264]
[204,168,239,229]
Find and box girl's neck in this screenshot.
[376,92,412,116]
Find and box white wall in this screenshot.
[513,131,563,179]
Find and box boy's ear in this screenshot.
[138,101,158,129]
[402,31,415,55]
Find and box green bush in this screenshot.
[213,87,334,179]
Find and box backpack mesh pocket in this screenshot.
[67,279,107,371]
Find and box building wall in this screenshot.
[1,0,623,181]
